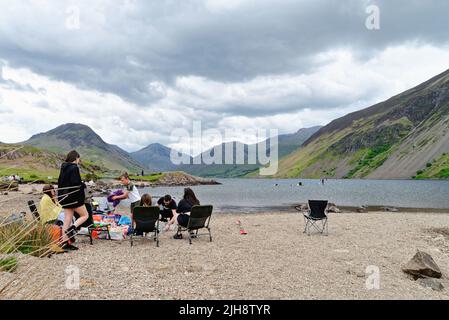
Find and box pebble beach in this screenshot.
[2,190,449,300]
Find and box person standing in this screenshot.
[58,150,89,251]
[112,172,141,214]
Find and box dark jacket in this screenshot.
[57,162,85,208]
[177,199,199,214]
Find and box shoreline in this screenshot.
[2,186,449,216]
[2,210,449,299]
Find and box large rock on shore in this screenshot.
[402,250,442,279]
[156,172,220,186]
[0,182,19,192]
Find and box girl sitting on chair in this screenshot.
[164,188,200,239]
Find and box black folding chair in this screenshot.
[177,205,213,245]
[131,206,160,247]
[302,200,329,236]
[28,200,41,221]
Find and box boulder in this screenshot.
[295,203,309,212]
[357,206,368,213]
[328,205,341,213]
[402,250,442,279]
[418,278,444,291]
[0,182,19,192]
[383,207,399,212]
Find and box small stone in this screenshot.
[418,278,444,291]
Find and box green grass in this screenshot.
[129,173,164,182]
[0,256,18,273]
[344,144,392,178]
[413,153,449,179]
[0,167,58,184]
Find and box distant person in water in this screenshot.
[112,172,141,214]
[165,188,200,239]
[58,150,89,251]
[157,195,177,222]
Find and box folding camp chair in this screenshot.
[130,206,160,247]
[28,200,41,221]
[177,205,213,245]
[302,200,329,236]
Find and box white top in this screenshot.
[126,182,141,203]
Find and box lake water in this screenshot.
[136,179,449,213]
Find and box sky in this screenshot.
[1,0,449,154]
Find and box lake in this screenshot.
[135,179,449,213]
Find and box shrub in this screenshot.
[426,163,432,168]
[0,220,56,257]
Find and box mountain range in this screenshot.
[130,126,320,177]
[273,69,449,179]
[2,69,448,180]
[6,122,319,178]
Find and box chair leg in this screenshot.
[154,231,159,247]
[130,234,134,247]
[88,228,93,245]
[189,232,193,245]
[303,217,308,234]
[208,228,213,242]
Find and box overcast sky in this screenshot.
[1,0,449,154]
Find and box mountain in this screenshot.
[130,143,192,172]
[24,123,144,173]
[130,126,320,178]
[180,126,322,178]
[0,142,107,183]
[274,69,449,179]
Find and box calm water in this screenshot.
[136,179,449,213]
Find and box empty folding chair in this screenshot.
[177,205,213,245]
[303,200,329,236]
[130,206,160,247]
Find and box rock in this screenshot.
[383,207,399,212]
[295,203,308,211]
[0,182,19,192]
[402,250,442,279]
[356,206,368,213]
[328,205,341,213]
[418,278,444,291]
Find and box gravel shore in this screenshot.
[2,189,449,300]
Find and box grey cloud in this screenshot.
[0,0,448,107]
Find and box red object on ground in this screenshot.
[240,229,248,235]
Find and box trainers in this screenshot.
[61,242,79,251]
[173,233,183,240]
